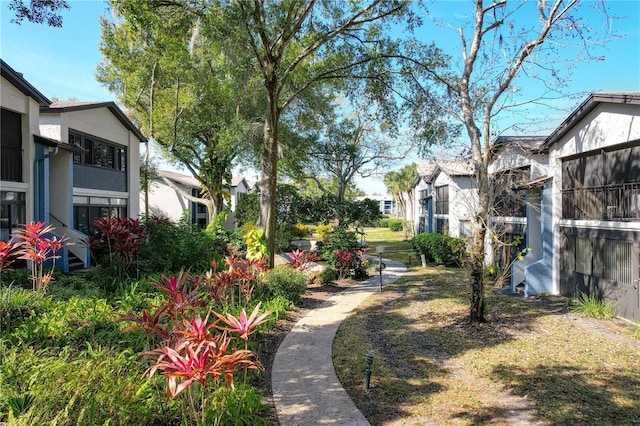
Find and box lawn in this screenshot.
[333,265,640,425]
[362,227,416,265]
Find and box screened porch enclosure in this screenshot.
[561,143,640,221]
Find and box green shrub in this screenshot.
[138,214,226,274]
[316,224,333,238]
[379,218,391,228]
[0,286,46,330]
[571,292,617,318]
[275,223,304,253]
[0,269,31,288]
[262,266,308,303]
[319,267,337,284]
[388,219,404,232]
[412,233,467,267]
[318,227,368,280]
[293,223,311,239]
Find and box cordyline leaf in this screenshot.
[214,302,274,341]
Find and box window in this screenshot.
[383,200,395,215]
[572,236,633,285]
[1,108,23,182]
[436,218,449,235]
[575,237,592,275]
[491,168,528,217]
[435,185,449,214]
[73,196,127,234]
[603,240,632,284]
[1,191,25,241]
[70,130,126,171]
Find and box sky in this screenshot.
[2,0,640,195]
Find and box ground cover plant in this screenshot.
[333,265,640,425]
[0,221,301,425]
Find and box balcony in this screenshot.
[562,183,640,221]
[1,145,22,182]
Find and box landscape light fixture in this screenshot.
[364,351,374,391]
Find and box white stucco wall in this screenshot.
[433,172,477,238]
[1,75,40,225]
[40,106,143,219]
[549,101,640,295]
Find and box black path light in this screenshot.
[364,351,374,391]
[375,245,385,293]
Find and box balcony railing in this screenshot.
[562,182,640,221]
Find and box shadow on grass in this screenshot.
[493,363,640,425]
[335,265,637,425]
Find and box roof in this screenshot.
[156,170,201,188]
[41,101,147,142]
[155,170,249,189]
[544,92,640,148]
[1,59,51,106]
[34,134,86,153]
[430,160,475,181]
[492,135,548,154]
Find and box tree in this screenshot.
[383,170,405,219]
[402,0,613,323]
[8,0,69,26]
[231,0,415,266]
[306,107,413,203]
[98,1,262,222]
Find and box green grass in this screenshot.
[362,227,415,264]
[334,266,640,425]
[571,291,618,318]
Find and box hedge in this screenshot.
[412,233,467,267]
[387,219,404,232]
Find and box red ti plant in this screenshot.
[335,249,355,280]
[147,269,204,318]
[288,249,319,272]
[13,222,70,292]
[91,217,147,277]
[119,269,273,425]
[0,238,17,273]
[203,256,267,309]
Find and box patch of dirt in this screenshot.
[253,278,361,424]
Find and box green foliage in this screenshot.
[379,218,391,228]
[571,292,618,319]
[0,286,45,331]
[316,224,333,238]
[412,233,467,267]
[262,266,308,304]
[0,268,31,288]
[138,215,225,275]
[319,267,338,285]
[387,219,404,232]
[244,228,269,261]
[318,227,368,280]
[235,192,260,227]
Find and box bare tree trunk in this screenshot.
[258,82,279,267]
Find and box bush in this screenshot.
[379,218,391,228]
[388,219,404,232]
[571,292,618,318]
[319,267,337,284]
[0,286,46,330]
[319,227,368,280]
[412,233,467,267]
[316,224,333,238]
[262,266,308,303]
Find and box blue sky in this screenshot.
[1,0,639,194]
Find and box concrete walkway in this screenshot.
[272,258,406,425]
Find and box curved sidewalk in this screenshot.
[272,259,406,425]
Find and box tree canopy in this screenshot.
[98,0,263,221]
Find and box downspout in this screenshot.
[34,145,58,223]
